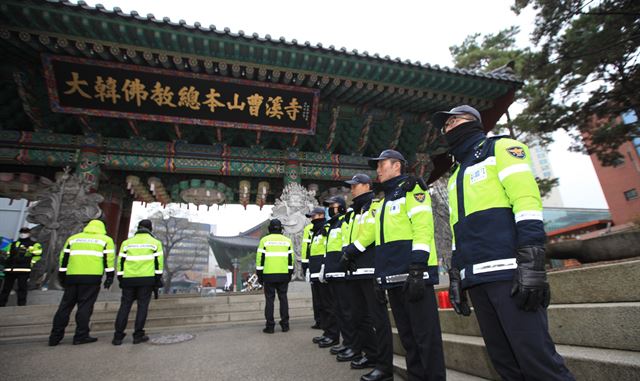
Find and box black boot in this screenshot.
[133,335,149,344]
[351,356,376,369]
[318,337,339,348]
[330,344,348,355]
[73,336,98,345]
[337,348,361,362]
[361,368,393,381]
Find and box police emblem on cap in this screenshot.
[414,193,426,203]
[506,146,526,159]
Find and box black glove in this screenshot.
[339,250,358,273]
[510,246,551,311]
[57,272,67,287]
[257,270,264,285]
[401,175,428,192]
[374,285,387,305]
[154,274,164,288]
[301,262,309,273]
[288,270,294,281]
[103,275,114,289]
[449,268,471,316]
[117,275,123,288]
[402,264,427,302]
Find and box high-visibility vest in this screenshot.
[323,215,346,280]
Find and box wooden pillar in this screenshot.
[76,134,102,192]
[284,149,301,185]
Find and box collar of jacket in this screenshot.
[382,174,408,196]
[350,191,374,213]
[326,213,343,229]
[135,228,155,237]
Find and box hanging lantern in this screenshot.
[239,180,251,209]
[256,181,270,210]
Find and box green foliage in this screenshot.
[535,177,560,198]
[450,26,560,195]
[511,0,640,166]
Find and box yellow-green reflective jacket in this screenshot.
[308,224,327,282]
[59,220,115,284]
[324,214,346,280]
[342,191,376,279]
[373,175,439,288]
[300,223,313,264]
[256,233,293,282]
[2,240,42,272]
[448,137,545,289]
[118,232,164,287]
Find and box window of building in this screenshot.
[624,188,638,201]
[622,110,638,125]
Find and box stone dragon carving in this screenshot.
[26,168,103,288]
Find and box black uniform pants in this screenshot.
[388,284,446,381]
[310,280,321,325]
[347,278,394,374]
[264,281,289,329]
[468,281,575,381]
[329,280,356,347]
[0,272,29,306]
[50,283,100,341]
[317,281,339,340]
[114,285,153,339]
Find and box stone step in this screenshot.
[392,330,640,381]
[0,292,311,316]
[393,354,490,380]
[0,306,314,340]
[547,259,640,304]
[436,302,640,352]
[0,297,313,326]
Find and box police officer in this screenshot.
[340,174,394,380]
[49,219,115,346]
[256,219,294,333]
[0,227,42,306]
[308,207,339,347]
[300,216,321,329]
[434,105,575,380]
[322,196,357,358]
[112,219,164,345]
[369,149,445,381]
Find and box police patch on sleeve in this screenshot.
[414,193,426,203]
[506,146,526,159]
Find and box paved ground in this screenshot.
[0,318,368,381]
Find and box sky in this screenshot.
[82,0,608,233]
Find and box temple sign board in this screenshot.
[43,55,319,134]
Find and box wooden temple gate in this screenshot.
[0,0,521,245]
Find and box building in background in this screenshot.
[151,216,212,282]
[529,141,564,207]
[588,111,640,226]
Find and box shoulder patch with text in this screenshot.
[414,193,426,203]
[506,146,526,159]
